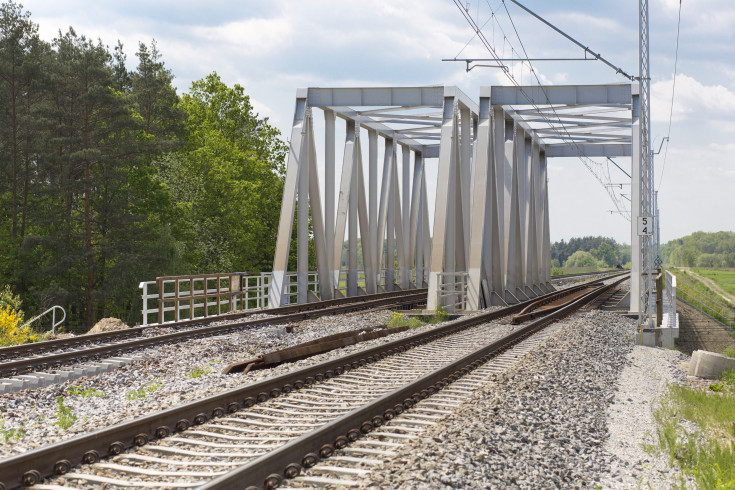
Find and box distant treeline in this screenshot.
[662,231,735,268]
[0,2,287,328]
[551,236,630,269]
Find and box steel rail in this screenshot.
[203,275,630,489]
[0,275,627,489]
[0,291,427,379]
[0,289,427,360]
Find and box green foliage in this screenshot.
[0,6,287,328]
[66,385,105,398]
[694,269,735,298]
[671,268,735,330]
[0,304,37,346]
[724,346,735,358]
[388,308,450,329]
[53,396,77,430]
[186,365,213,378]
[387,311,424,329]
[435,306,449,323]
[563,250,598,269]
[662,231,735,267]
[126,380,163,400]
[551,267,564,276]
[652,380,735,488]
[159,72,287,273]
[0,416,24,444]
[551,236,628,269]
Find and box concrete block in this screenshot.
[689,350,735,379]
[33,372,60,386]
[0,382,18,394]
[640,327,679,348]
[101,359,126,368]
[55,371,75,383]
[15,375,42,389]
[82,364,103,376]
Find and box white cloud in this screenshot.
[651,73,735,125]
[191,17,293,56]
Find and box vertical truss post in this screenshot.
[348,121,359,297]
[324,109,336,280]
[386,140,397,291]
[355,139,375,294]
[376,137,395,291]
[428,96,458,310]
[307,117,331,301]
[297,109,311,304]
[333,118,357,298]
[467,93,497,309]
[368,129,379,292]
[401,145,411,288]
[539,150,552,287]
[527,140,543,295]
[269,92,308,307]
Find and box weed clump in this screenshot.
[652,369,735,487]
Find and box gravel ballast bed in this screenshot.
[1,309,415,458]
[361,310,687,488]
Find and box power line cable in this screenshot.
[656,0,682,192]
[499,1,632,219]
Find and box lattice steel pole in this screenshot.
[639,0,655,327]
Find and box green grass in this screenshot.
[387,307,450,329]
[126,380,163,400]
[651,370,735,488]
[693,269,735,298]
[671,268,735,330]
[724,346,735,358]
[186,365,213,378]
[0,417,24,444]
[66,385,105,398]
[53,397,77,430]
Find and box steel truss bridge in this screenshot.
[269,84,645,314]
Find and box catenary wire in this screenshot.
[656,0,682,192]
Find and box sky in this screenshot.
[16,0,735,246]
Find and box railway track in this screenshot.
[0,273,628,489]
[0,289,427,380]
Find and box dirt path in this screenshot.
[684,269,735,306]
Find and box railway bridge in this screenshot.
[269,83,639,312]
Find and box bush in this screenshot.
[0,306,38,347]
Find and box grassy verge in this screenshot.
[651,370,735,488]
[670,268,735,331]
[693,268,735,299]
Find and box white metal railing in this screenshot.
[139,272,271,326]
[282,272,320,304]
[661,271,678,328]
[436,272,469,312]
[20,305,66,334]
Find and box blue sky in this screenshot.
[18,0,735,245]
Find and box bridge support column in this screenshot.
[467,91,506,309]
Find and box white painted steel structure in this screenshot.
[269,84,637,311]
[269,87,465,308]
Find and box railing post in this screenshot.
[656,271,663,327]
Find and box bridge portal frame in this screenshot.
[270,83,637,312]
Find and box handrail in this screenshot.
[20,305,67,334]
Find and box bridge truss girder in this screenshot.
[270,84,637,312]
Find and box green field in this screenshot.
[693,268,735,298]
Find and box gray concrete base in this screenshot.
[688,350,735,379]
[640,327,679,349]
[0,355,140,394]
